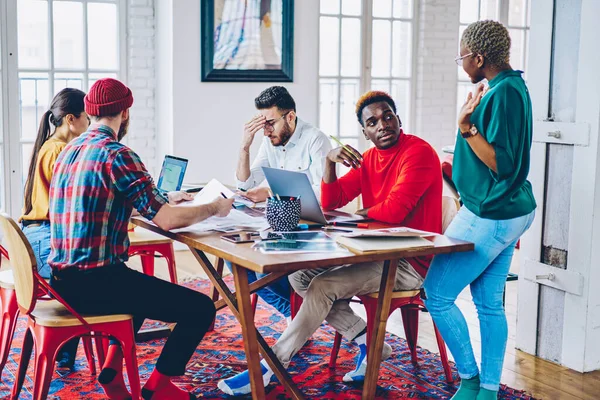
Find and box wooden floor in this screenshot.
[3,247,598,399]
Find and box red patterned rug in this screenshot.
[0,276,536,399]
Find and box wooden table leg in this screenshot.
[231,262,266,400]
[190,248,305,399]
[362,259,398,400]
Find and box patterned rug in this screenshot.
[0,276,536,399]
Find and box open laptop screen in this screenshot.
[157,155,188,192]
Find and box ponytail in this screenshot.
[23,110,53,215]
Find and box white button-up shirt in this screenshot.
[236,117,332,200]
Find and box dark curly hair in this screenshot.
[355,90,397,125]
[461,20,511,69]
[254,86,296,112]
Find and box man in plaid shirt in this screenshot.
[48,78,233,400]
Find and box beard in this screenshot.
[274,120,293,147]
[117,118,130,141]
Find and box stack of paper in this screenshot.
[341,227,438,238]
[336,235,434,254]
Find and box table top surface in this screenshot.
[131,217,474,274]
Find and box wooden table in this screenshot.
[131,217,473,400]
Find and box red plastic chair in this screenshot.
[128,228,178,284]
[0,215,141,400]
[0,245,98,378]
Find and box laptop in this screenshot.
[157,155,188,192]
[261,167,369,224]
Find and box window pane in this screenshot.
[479,0,498,20]
[18,0,49,68]
[508,0,527,27]
[460,0,479,24]
[339,79,360,137]
[340,18,361,77]
[392,21,411,78]
[526,0,531,27]
[342,0,362,16]
[54,73,84,94]
[319,17,340,76]
[372,0,392,18]
[321,0,340,14]
[371,79,390,93]
[391,80,410,122]
[88,2,119,70]
[88,72,118,90]
[509,28,524,71]
[393,0,412,19]
[20,73,49,141]
[53,1,85,69]
[371,20,391,78]
[319,79,339,136]
[22,143,34,192]
[523,31,529,79]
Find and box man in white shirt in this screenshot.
[230,86,332,324]
[236,86,332,202]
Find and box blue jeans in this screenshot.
[22,221,52,279]
[423,206,535,391]
[225,261,291,318]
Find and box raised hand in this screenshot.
[241,114,267,151]
[458,83,486,130]
[326,145,363,169]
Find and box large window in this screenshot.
[319,0,415,152]
[457,0,531,112]
[0,0,125,217]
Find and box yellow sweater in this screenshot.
[21,137,67,221]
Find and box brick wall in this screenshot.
[414,0,461,152]
[126,0,157,175]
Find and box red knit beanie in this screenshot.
[84,78,134,117]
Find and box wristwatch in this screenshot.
[461,124,479,138]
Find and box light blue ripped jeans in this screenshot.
[423,206,535,391]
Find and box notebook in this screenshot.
[341,227,438,239]
[335,235,434,254]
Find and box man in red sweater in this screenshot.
[218,91,442,395]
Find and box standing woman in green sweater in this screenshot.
[423,20,536,400]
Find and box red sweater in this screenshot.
[321,132,442,277]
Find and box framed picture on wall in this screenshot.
[201,0,294,82]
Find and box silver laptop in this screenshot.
[261,167,369,224]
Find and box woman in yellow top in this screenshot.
[20,88,89,369]
[21,88,89,278]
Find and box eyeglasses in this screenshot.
[454,52,473,66]
[264,111,291,132]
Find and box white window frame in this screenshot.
[0,0,127,218]
[318,0,418,152]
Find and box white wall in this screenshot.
[156,0,319,186]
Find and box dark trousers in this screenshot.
[51,263,216,376]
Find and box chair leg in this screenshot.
[82,336,97,375]
[164,243,178,284]
[251,293,258,316]
[140,252,156,277]
[401,307,419,364]
[433,322,454,383]
[329,332,343,368]
[32,327,63,400]
[117,326,141,399]
[95,334,107,368]
[0,287,19,374]
[11,328,33,400]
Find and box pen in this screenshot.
[332,222,369,229]
[237,188,247,192]
[297,223,324,230]
[220,192,236,209]
[322,226,353,233]
[185,187,203,193]
[275,193,281,201]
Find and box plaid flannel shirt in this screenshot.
[48,124,167,271]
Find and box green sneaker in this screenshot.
[451,375,480,400]
[475,388,498,400]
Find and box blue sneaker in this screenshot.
[218,360,274,396]
[343,342,392,382]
